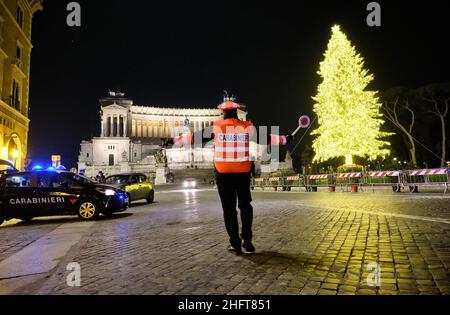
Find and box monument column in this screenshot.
[101,117,105,137]
[123,116,127,137]
[109,115,114,137]
[117,115,121,137]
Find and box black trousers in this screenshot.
[215,172,253,248]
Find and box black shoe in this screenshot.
[242,241,256,253]
[227,245,242,256]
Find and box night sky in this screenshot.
[28,0,450,168]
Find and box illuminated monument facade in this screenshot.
[78,92,265,179]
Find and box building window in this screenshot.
[86,153,90,158]
[12,80,20,111]
[16,6,24,29]
[16,46,22,60]
[109,154,114,166]
[0,17,4,40]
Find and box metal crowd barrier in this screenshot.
[366,171,402,192]
[251,168,450,193]
[404,169,449,193]
[335,173,363,192]
[306,175,329,192]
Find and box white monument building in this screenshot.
[78,92,264,180]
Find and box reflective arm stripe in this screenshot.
[173,134,194,145]
[215,147,250,153]
[270,135,287,146]
[214,157,250,162]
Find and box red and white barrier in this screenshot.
[255,178,265,183]
[309,175,328,180]
[337,173,362,178]
[269,177,280,182]
[287,176,300,181]
[409,169,448,176]
[368,171,400,177]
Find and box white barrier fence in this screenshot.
[251,169,450,193]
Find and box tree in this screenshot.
[311,25,391,165]
[300,144,314,174]
[382,87,419,167]
[419,83,450,168]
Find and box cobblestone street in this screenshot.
[1,187,450,295]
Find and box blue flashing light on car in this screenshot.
[32,165,44,171]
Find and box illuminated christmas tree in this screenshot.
[312,25,391,165]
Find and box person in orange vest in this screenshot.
[171,98,291,255]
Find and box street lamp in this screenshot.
[12,149,19,168]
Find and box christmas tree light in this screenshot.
[311,25,391,165]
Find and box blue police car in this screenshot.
[0,170,129,224]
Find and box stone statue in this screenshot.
[121,151,128,162]
[183,117,190,133]
[155,149,167,166]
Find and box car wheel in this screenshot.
[146,190,155,204]
[127,193,132,203]
[77,199,100,221]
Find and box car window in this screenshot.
[139,175,147,183]
[55,173,78,188]
[37,173,54,188]
[5,174,32,188]
[105,175,130,185]
[72,174,95,185]
[130,176,139,184]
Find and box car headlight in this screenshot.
[97,188,117,196]
[104,189,117,196]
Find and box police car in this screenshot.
[0,170,129,225]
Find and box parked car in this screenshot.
[104,173,155,203]
[0,170,129,225]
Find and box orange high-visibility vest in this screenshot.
[270,135,287,146]
[213,119,254,174]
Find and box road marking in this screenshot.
[0,221,94,283]
[294,202,450,225]
[157,189,216,194]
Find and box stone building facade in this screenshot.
[0,0,42,170]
